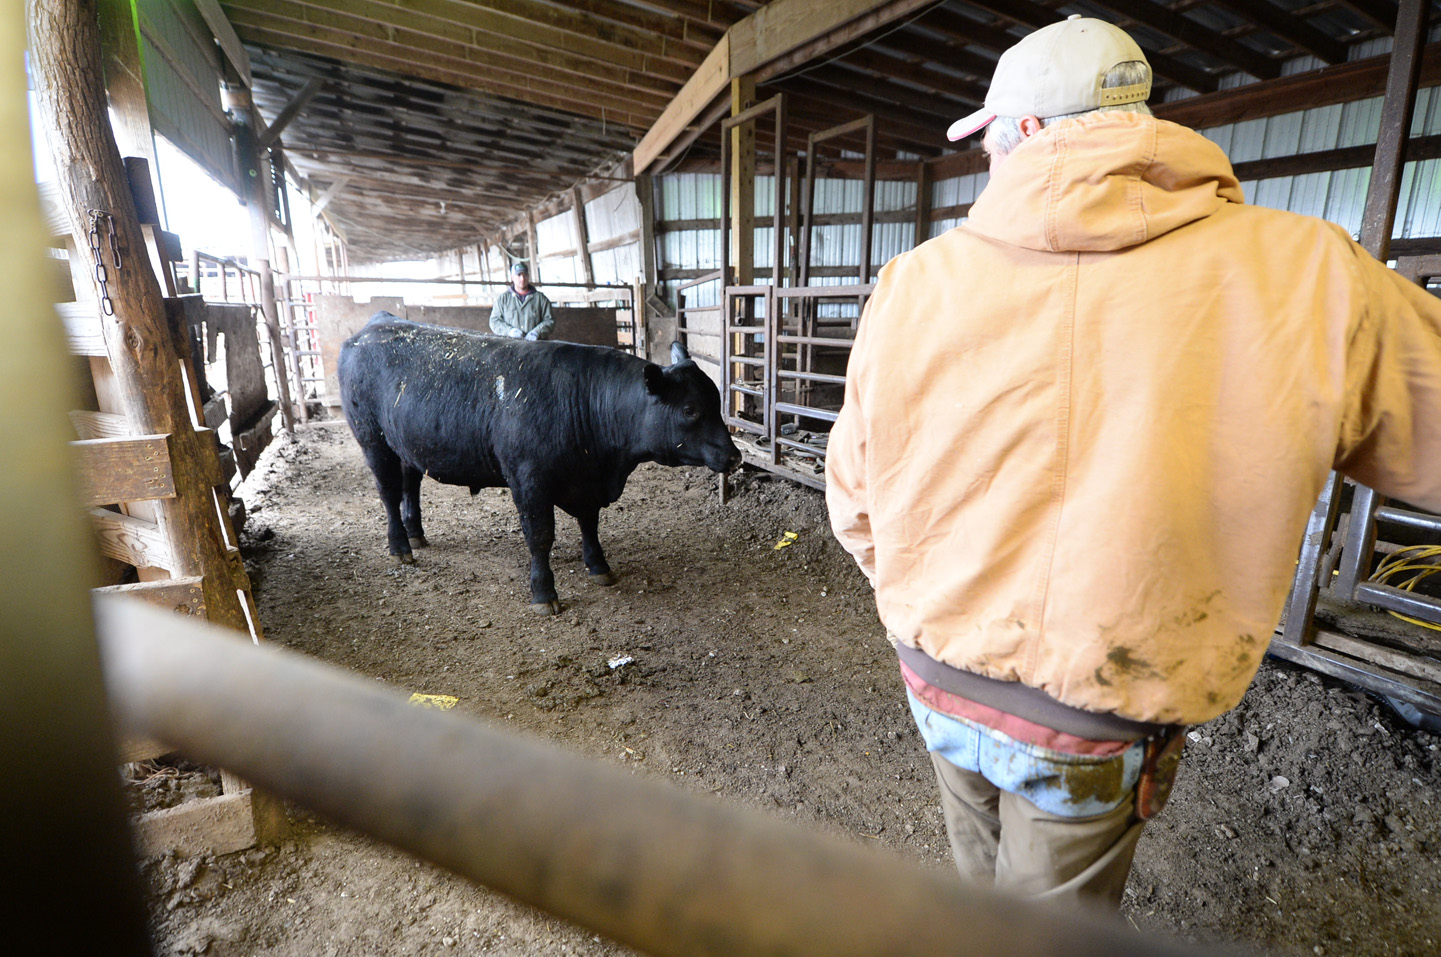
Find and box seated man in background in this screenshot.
[490,261,555,341]
[827,14,1441,909]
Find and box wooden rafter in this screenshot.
[228,18,662,129]
[956,0,1222,92]
[1088,0,1282,79]
[1207,0,1348,64]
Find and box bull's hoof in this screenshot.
[588,571,616,587]
[390,552,416,565]
[529,600,562,616]
[409,535,429,549]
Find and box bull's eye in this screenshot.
[682,405,699,420]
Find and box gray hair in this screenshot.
[987,61,1154,157]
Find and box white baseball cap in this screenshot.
[946,15,1152,142]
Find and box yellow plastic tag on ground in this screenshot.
[774,531,799,550]
[408,693,459,710]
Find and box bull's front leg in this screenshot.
[512,491,560,615]
[575,506,615,586]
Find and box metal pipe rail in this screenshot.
[93,596,1240,957]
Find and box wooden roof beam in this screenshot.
[258,76,323,148]
[1086,0,1281,79]
[1206,0,1348,64]
[227,22,661,130]
[633,0,945,174]
[955,0,1221,92]
[225,3,690,95]
[1335,0,1403,32]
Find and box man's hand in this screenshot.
[508,327,524,338]
[525,331,539,341]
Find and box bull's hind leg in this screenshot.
[511,491,561,615]
[360,444,414,564]
[400,464,428,549]
[575,507,615,586]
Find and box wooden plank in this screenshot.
[258,76,324,149]
[1088,0,1281,80]
[1312,626,1441,686]
[571,187,595,288]
[228,24,658,130]
[117,735,171,764]
[1358,0,1428,261]
[89,508,175,570]
[1207,0,1348,65]
[131,790,258,859]
[635,34,730,175]
[94,576,206,618]
[72,434,176,507]
[1156,41,1441,131]
[195,0,252,86]
[56,300,108,356]
[1231,133,1441,181]
[70,410,132,440]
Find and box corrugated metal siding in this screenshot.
[1201,85,1441,240]
[136,0,235,195]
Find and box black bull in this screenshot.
[338,314,741,613]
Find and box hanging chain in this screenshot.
[87,208,122,316]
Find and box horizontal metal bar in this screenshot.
[1266,628,1441,716]
[741,453,827,492]
[725,325,766,335]
[775,436,825,456]
[724,285,773,296]
[1375,505,1441,532]
[728,356,764,367]
[677,306,721,315]
[777,334,856,348]
[95,597,1211,957]
[1354,581,1441,624]
[728,384,763,398]
[774,284,875,298]
[774,401,839,423]
[725,416,766,435]
[276,274,629,290]
[779,370,846,386]
[675,270,723,291]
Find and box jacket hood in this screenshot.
[966,112,1245,253]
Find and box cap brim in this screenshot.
[946,110,995,142]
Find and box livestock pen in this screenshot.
[9,1,1441,955]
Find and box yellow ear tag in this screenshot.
[408,693,459,710]
[774,531,799,550]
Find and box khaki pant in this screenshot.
[930,751,1144,909]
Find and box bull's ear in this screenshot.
[643,361,666,395]
[670,341,691,366]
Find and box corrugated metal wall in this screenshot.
[135,0,236,195]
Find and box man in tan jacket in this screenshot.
[826,15,1441,908]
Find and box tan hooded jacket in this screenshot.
[826,111,1441,726]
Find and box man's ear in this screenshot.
[643,362,666,396]
[1018,115,1043,139]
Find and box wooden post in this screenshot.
[914,160,932,250]
[7,4,154,949]
[571,186,595,288]
[526,211,542,284]
[222,82,296,433]
[1357,0,1427,261]
[730,76,756,286]
[29,0,252,639]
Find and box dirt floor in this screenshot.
[131,419,1441,957]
